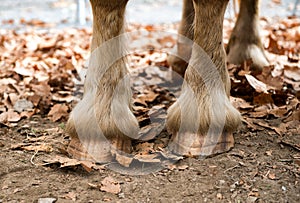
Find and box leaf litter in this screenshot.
[0,16,299,186]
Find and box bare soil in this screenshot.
[0,115,299,202]
[1,17,300,202]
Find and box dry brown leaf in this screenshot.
[31,83,51,97]
[138,122,164,141]
[135,91,159,106]
[272,0,281,4]
[245,74,270,93]
[11,143,53,153]
[256,65,283,90]
[63,192,77,201]
[231,97,254,110]
[38,38,57,50]
[48,104,69,122]
[0,78,17,86]
[10,143,30,149]
[100,177,121,194]
[284,107,300,122]
[267,34,285,55]
[255,121,285,135]
[8,93,19,106]
[177,165,189,171]
[88,183,99,189]
[265,150,273,156]
[134,154,160,163]
[284,65,300,81]
[0,110,21,123]
[167,164,177,170]
[78,161,94,172]
[20,111,35,119]
[268,107,288,118]
[14,61,35,77]
[135,142,155,154]
[253,93,274,105]
[43,155,98,172]
[22,144,53,153]
[268,172,276,180]
[114,152,133,168]
[52,94,73,103]
[242,118,260,130]
[28,95,41,106]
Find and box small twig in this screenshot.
[279,159,293,163]
[263,170,270,179]
[224,164,240,173]
[30,150,39,166]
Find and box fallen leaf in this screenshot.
[43,155,97,172]
[134,154,161,163]
[14,61,35,76]
[284,65,300,81]
[20,111,35,119]
[0,110,21,123]
[268,172,276,180]
[231,97,254,110]
[253,93,274,106]
[267,34,285,55]
[266,150,273,156]
[88,183,99,189]
[272,0,281,4]
[268,107,288,118]
[135,91,159,106]
[177,164,189,171]
[245,74,270,93]
[63,192,77,201]
[256,65,283,90]
[255,121,285,135]
[48,104,69,122]
[100,177,121,194]
[22,144,53,153]
[113,151,133,167]
[138,122,165,141]
[135,142,155,154]
[28,94,41,106]
[31,83,51,97]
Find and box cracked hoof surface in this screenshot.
[67,136,113,163]
[169,131,234,157]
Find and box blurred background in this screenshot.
[0,0,299,27]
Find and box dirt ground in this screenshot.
[0,16,300,203]
[1,116,300,202]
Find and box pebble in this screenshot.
[37,198,57,203]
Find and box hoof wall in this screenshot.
[67,136,113,163]
[168,131,234,157]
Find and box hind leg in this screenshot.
[167,0,194,77]
[227,0,269,74]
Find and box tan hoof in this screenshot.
[67,135,113,163]
[168,131,234,157]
